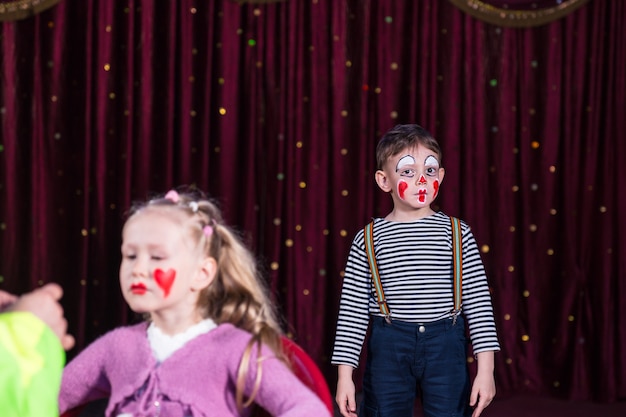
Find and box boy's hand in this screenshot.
[470,351,496,417]
[336,364,358,417]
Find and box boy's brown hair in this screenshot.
[376,124,443,170]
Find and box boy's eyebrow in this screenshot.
[396,155,415,171]
[424,155,440,166]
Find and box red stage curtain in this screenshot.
[0,0,624,403]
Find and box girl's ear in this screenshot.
[193,257,217,291]
[375,170,392,193]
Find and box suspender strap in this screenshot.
[364,221,391,322]
[450,216,463,313]
[364,216,463,323]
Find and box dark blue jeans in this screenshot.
[360,316,471,417]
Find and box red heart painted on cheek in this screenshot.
[154,268,176,297]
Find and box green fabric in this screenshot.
[0,312,65,417]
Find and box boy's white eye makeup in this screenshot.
[424,155,439,168]
[395,155,415,172]
[424,155,440,176]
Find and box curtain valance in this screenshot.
[448,0,590,27]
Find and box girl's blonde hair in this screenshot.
[126,187,287,410]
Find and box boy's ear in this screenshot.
[438,167,445,184]
[375,170,392,193]
[193,257,217,291]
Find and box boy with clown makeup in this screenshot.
[332,124,500,417]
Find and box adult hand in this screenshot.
[7,283,75,351]
[0,289,18,310]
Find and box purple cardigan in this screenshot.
[59,322,330,417]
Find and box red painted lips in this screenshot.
[131,283,147,295]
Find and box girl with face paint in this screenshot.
[59,188,331,417]
[332,124,500,417]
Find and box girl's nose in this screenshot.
[131,257,149,277]
[417,174,427,184]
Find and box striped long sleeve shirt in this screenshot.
[331,211,500,368]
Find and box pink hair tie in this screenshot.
[164,190,180,203]
[203,225,213,237]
